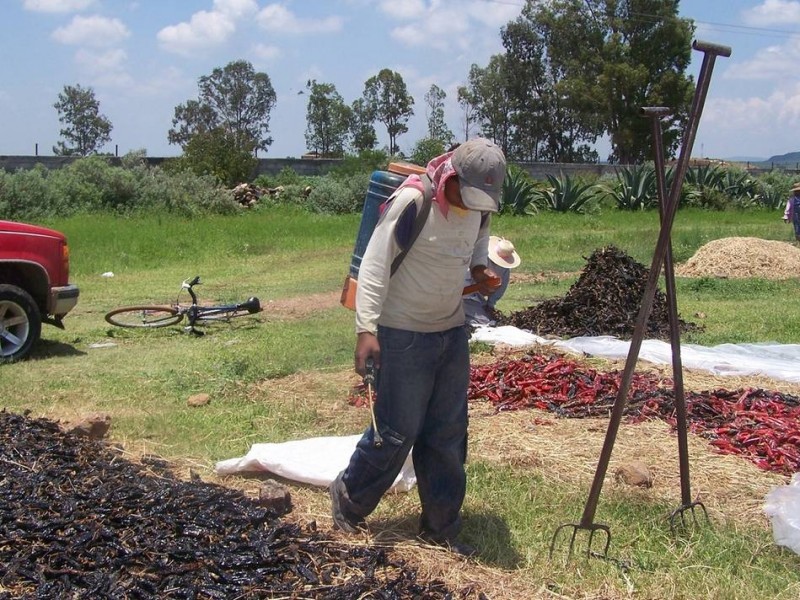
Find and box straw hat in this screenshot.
[488,236,521,269]
[791,182,800,193]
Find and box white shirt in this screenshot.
[355,186,491,335]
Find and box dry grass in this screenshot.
[180,348,799,600]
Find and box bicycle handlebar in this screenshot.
[180,276,202,306]
[183,275,201,289]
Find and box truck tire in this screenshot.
[0,284,42,363]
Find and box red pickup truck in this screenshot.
[0,220,80,362]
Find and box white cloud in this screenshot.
[156,0,258,56]
[157,10,236,55]
[742,0,800,26]
[256,4,343,34]
[701,84,800,156]
[391,7,471,51]
[379,0,427,20]
[75,48,133,87]
[52,15,130,47]
[214,0,258,20]
[463,0,522,28]
[724,37,800,81]
[23,0,94,13]
[385,1,519,52]
[252,43,281,62]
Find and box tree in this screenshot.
[456,85,480,142]
[53,84,112,156]
[512,0,693,164]
[424,85,454,146]
[362,69,414,155]
[500,11,601,162]
[168,60,277,155]
[304,80,351,157]
[349,98,377,153]
[409,137,448,167]
[177,127,257,187]
[463,59,514,155]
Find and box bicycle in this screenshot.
[104,276,261,336]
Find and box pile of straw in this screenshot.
[676,237,800,279]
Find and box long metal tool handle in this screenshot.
[577,40,731,528]
[643,106,691,505]
[364,357,383,447]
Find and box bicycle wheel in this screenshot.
[105,305,183,328]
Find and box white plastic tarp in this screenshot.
[215,434,417,492]
[470,325,800,383]
[764,473,800,555]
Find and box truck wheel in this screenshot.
[0,284,42,363]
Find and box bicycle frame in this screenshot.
[179,276,261,336]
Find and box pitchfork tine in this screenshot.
[550,522,611,560]
[669,500,710,534]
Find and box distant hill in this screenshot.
[765,151,800,165]
[718,151,800,168]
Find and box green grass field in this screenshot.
[3,207,799,599]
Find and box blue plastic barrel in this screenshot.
[349,169,407,278]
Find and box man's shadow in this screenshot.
[369,509,522,568]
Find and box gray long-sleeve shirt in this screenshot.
[355,186,491,335]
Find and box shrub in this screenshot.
[0,165,56,220]
[305,175,364,214]
[602,164,658,211]
[500,166,538,215]
[137,168,238,216]
[534,174,598,213]
[409,137,447,167]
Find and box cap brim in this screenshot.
[459,182,500,212]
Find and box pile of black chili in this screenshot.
[0,410,454,599]
[495,245,700,340]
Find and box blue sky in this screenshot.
[1,0,799,161]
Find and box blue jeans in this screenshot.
[338,325,470,541]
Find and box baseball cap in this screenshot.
[452,138,506,213]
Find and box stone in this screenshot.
[68,413,111,440]
[187,393,211,407]
[257,479,292,515]
[614,461,653,488]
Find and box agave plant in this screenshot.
[723,169,760,206]
[601,164,658,211]
[534,173,598,213]
[754,180,787,211]
[683,164,726,190]
[500,165,538,215]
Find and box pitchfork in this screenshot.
[642,105,710,534]
[550,40,730,561]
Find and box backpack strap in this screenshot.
[390,174,433,276]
